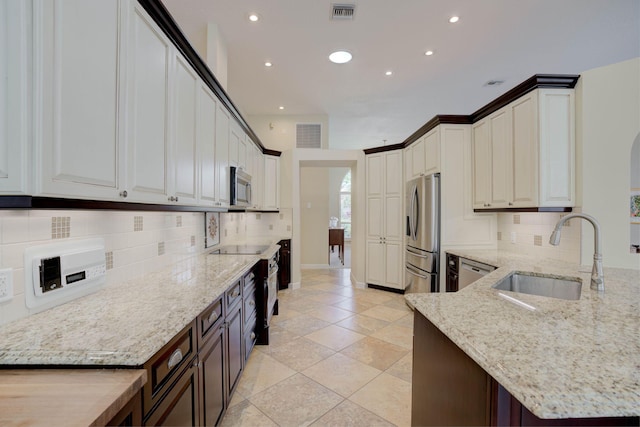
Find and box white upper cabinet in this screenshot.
[405,128,440,181]
[215,104,230,207]
[472,88,575,209]
[252,145,264,209]
[423,128,441,175]
[0,0,29,194]
[263,155,280,210]
[197,83,217,206]
[126,2,171,203]
[35,0,126,199]
[228,120,240,168]
[171,54,198,205]
[410,137,426,180]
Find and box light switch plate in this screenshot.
[0,268,13,303]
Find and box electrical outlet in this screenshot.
[0,268,13,303]
[510,231,517,244]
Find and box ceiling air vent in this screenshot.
[332,4,355,20]
[296,124,322,148]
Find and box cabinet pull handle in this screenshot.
[175,196,179,202]
[167,348,183,370]
[250,332,256,340]
[249,300,255,306]
[231,290,240,298]
[208,310,218,324]
[119,191,128,198]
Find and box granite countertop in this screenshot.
[406,249,640,419]
[0,243,281,367]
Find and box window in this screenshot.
[340,171,351,239]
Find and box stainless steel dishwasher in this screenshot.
[458,258,496,289]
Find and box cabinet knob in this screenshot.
[119,190,128,198]
[168,196,174,202]
[508,202,513,206]
[175,196,179,202]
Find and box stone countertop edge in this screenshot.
[0,242,283,367]
[406,249,640,420]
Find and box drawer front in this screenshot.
[198,296,223,344]
[226,280,242,309]
[244,283,256,324]
[143,321,195,415]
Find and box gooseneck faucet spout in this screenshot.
[549,213,604,292]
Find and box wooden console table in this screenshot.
[328,228,344,265]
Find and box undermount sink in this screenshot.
[492,272,582,301]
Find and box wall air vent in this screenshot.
[296,123,322,148]
[331,4,355,20]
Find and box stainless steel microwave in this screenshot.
[230,166,252,207]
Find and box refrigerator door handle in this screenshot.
[406,248,428,258]
[411,184,419,241]
[406,264,429,279]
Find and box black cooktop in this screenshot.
[211,245,270,255]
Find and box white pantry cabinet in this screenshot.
[472,89,575,209]
[0,0,29,194]
[262,155,280,210]
[34,0,126,200]
[365,150,403,290]
[197,83,217,206]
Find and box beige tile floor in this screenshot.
[221,268,414,427]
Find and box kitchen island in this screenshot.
[406,250,640,425]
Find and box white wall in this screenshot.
[630,135,640,248]
[329,167,350,229]
[206,23,228,90]
[577,57,640,269]
[247,114,329,152]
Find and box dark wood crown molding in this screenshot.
[137,0,280,156]
[363,143,406,155]
[262,149,282,157]
[402,115,472,148]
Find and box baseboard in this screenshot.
[351,272,366,289]
[289,281,301,290]
[301,264,331,269]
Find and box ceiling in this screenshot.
[161,0,640,150]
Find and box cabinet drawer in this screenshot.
[198,296,223,344]
[143,321,195,415]
[226,280,242,308]
[244,283,256,324]
[244,269,256,290]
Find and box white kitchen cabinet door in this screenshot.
[411,137,426,179]
[366,196,383,240]
[263,155,280,210]
[197,83,217,206]
[404,147,413,182]
[171,55,198,205]
[215,104,230,207]
[384,241,403,290]
[489,109,511,208]
[366,154,383,198]
[0,0,29,194]
[472,120,491,209]
[510,92,539,207]
[126,3,171,203]
[365,240,385,286]
[537,89,575,207]
[384,150,403,241]
[238,135,247,171]
[35,0,125,199]
[424,128,441,175]
[228,121,240,167]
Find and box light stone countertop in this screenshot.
[0,243,281,367]
[406,249,640,419]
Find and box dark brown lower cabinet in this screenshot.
[277,239,291,290]
[198,323,225,427]
[412,311,639,426]
[226,300,243,397]
[144,360,199,426]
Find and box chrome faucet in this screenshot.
[549,213,604,292]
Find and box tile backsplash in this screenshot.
[219,209,293,244]
[0,210,205,326]
[497,212,581,263]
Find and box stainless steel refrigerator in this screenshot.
[405,173,440,293]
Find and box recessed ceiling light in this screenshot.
[449,16,459,23]
[385,71,393,76]
[249,14,259,22]
[279,106,284,110]
[425,50,434,56]
[329,50,352,64]
[265,62,272,67]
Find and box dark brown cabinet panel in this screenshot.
[198,324,225,427]
[144,360,199,426]
[107,390,142,426]
[445,253,459,292]
[278,239,291,290]
[226,301,243,397]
